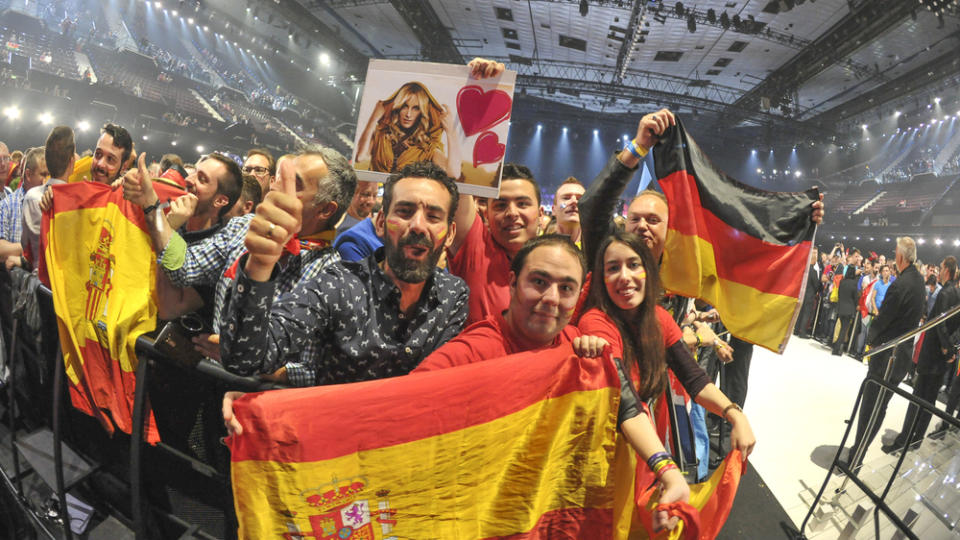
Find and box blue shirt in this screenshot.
[0,186,25,242]
[333,217,383,262]
[874,278,893,309]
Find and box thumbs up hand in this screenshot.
[243,156,301,281]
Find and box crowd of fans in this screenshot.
[0,58,795,532]
[794,239,960,464]
[1,45,957,535]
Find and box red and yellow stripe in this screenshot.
[229,350,634,539]
[660,170,812,352]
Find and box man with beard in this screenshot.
[242,148,274,197]
[337,180,378,233]
[90,124,133,184]
[175,153,243,237]
[219,160,469,385]
[552,177,585,245]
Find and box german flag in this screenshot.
[44,182,161,443]
[228,349,640,539]
[653,119,818,353]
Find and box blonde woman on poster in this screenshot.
[355,81,461,180]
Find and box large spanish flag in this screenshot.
[44,182,162,443]
[653,119,818,353]
[228,349,638,539]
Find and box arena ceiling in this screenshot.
[215,0,960,138]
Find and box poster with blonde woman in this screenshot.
[352,59,516,197]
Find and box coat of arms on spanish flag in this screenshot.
[43,181,162,443]
[653,119,818,353]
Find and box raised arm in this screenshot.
[580,109,675,264]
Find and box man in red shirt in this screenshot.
[447,162,543,325]
[419,234,589,370]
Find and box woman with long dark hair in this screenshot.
[579,231,756,461]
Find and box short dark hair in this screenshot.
[101,123,133,167]
[501,162,541,205]
[926,274,939,287]
[245,148,276,175]
[201,152,243,220]
[159,153,183,171]
[239,174,263,210]
[383,161,459,224]
[509,234,586,284]
[943,256,958,282]
[45,126,75,179]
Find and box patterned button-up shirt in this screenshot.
[160,213,341,386]
[220,250,470,385]
[0,186,25,242]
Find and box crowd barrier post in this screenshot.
[843,302,960,489]
[797,301,960,540]
[50,347,74,540]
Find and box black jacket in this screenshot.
[837,275,860,317]
[917,281,960,374]
[866,264,925,347]
[579,152,638,267]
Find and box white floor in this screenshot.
[743,335,917,529]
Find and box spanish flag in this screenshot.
[228,349,634,538]
[654,119,818,353]
[44,182,161,443]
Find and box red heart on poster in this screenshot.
[457,85,512,137]
[473,131,506,168]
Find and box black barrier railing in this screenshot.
[0,280,288,539]
[797,374,960,540]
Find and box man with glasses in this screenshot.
[0,147,48,260]
[242,148,275,197]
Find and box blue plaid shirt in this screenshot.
[0,187,25,243]
[160,213,341,386]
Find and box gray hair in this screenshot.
[300,144,356,227]
[23,146,45,172]
[896,236,917,264]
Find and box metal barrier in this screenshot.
[1,280,287,539]
[797,301,960,540]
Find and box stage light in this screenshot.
[885,238,890,242]
[3,106,20,120]
[894,111,901,117]
[935,97,941,104]
[772,169,777,174]
[751,149,756,154]
[154,1,161,8]
[622,134,628,140]
[593,129,598,136]
[562,127,568,133]
[77,120,90,131]
[856,237,860,241]
[38,112,53,124]
[861,124,867,129]
[246,6,251,12]
[536,124,542,130]
[187,17,193,24]
[142,135,149,141]
[171,10,177,16]
[794,170,802,177]
[954,239,960,247]
[171,141,178,146]
[203,25,208,31]
[756,168,762,174]
[320,52,330,66]
[918,238,926,245]
[935,238,943,246]
[196,145,204,153]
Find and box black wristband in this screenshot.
[143,200,160,214]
